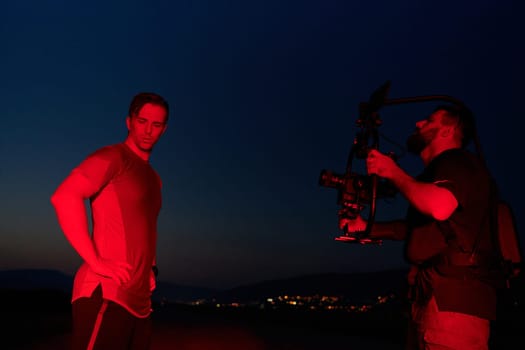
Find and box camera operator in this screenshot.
[339,105,504,350]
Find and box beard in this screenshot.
[406,128,437,155]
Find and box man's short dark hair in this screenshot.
[435,104,476,148]
[128,92,169,121]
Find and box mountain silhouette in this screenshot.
[0,268,410,304]
[209,268,409,303]
[0,268,72,291]
[0,269,219,303]
[153,280,219,302]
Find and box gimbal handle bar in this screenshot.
[345,84,470,241]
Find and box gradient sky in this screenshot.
[1,0,523,289]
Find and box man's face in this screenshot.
[126,103,168,153]
[406,110,443,155]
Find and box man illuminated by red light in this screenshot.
[51,92,169,349]
[340,105,503,349]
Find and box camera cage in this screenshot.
[319,80,471,244]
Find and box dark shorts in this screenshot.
[72,285,152,350]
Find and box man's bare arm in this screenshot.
[389,170,457,221]
[50,171,131,285]
[368,220,407,241]
[367,149,458,221]
[339,216,407,241]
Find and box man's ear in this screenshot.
[126,115,131,130]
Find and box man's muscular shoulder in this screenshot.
[86,143,126,162]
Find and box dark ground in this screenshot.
[2,289,524,350]
[2,289,407,350]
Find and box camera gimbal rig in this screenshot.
[319,80,471,244]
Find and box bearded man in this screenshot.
[339,105,504,349]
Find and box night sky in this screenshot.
[1,0,523,289]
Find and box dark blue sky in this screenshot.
[1,0,523,289]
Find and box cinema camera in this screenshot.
[318,155,397,221]
[319,80,481,245]
[318,81,398,244]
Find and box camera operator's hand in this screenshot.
[339,215,367,234]
[337,214,383,245]
[366,149,401,181]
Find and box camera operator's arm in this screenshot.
[366,149,457,221]
[339,216,407,240]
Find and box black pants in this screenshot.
[71,286,152,350]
